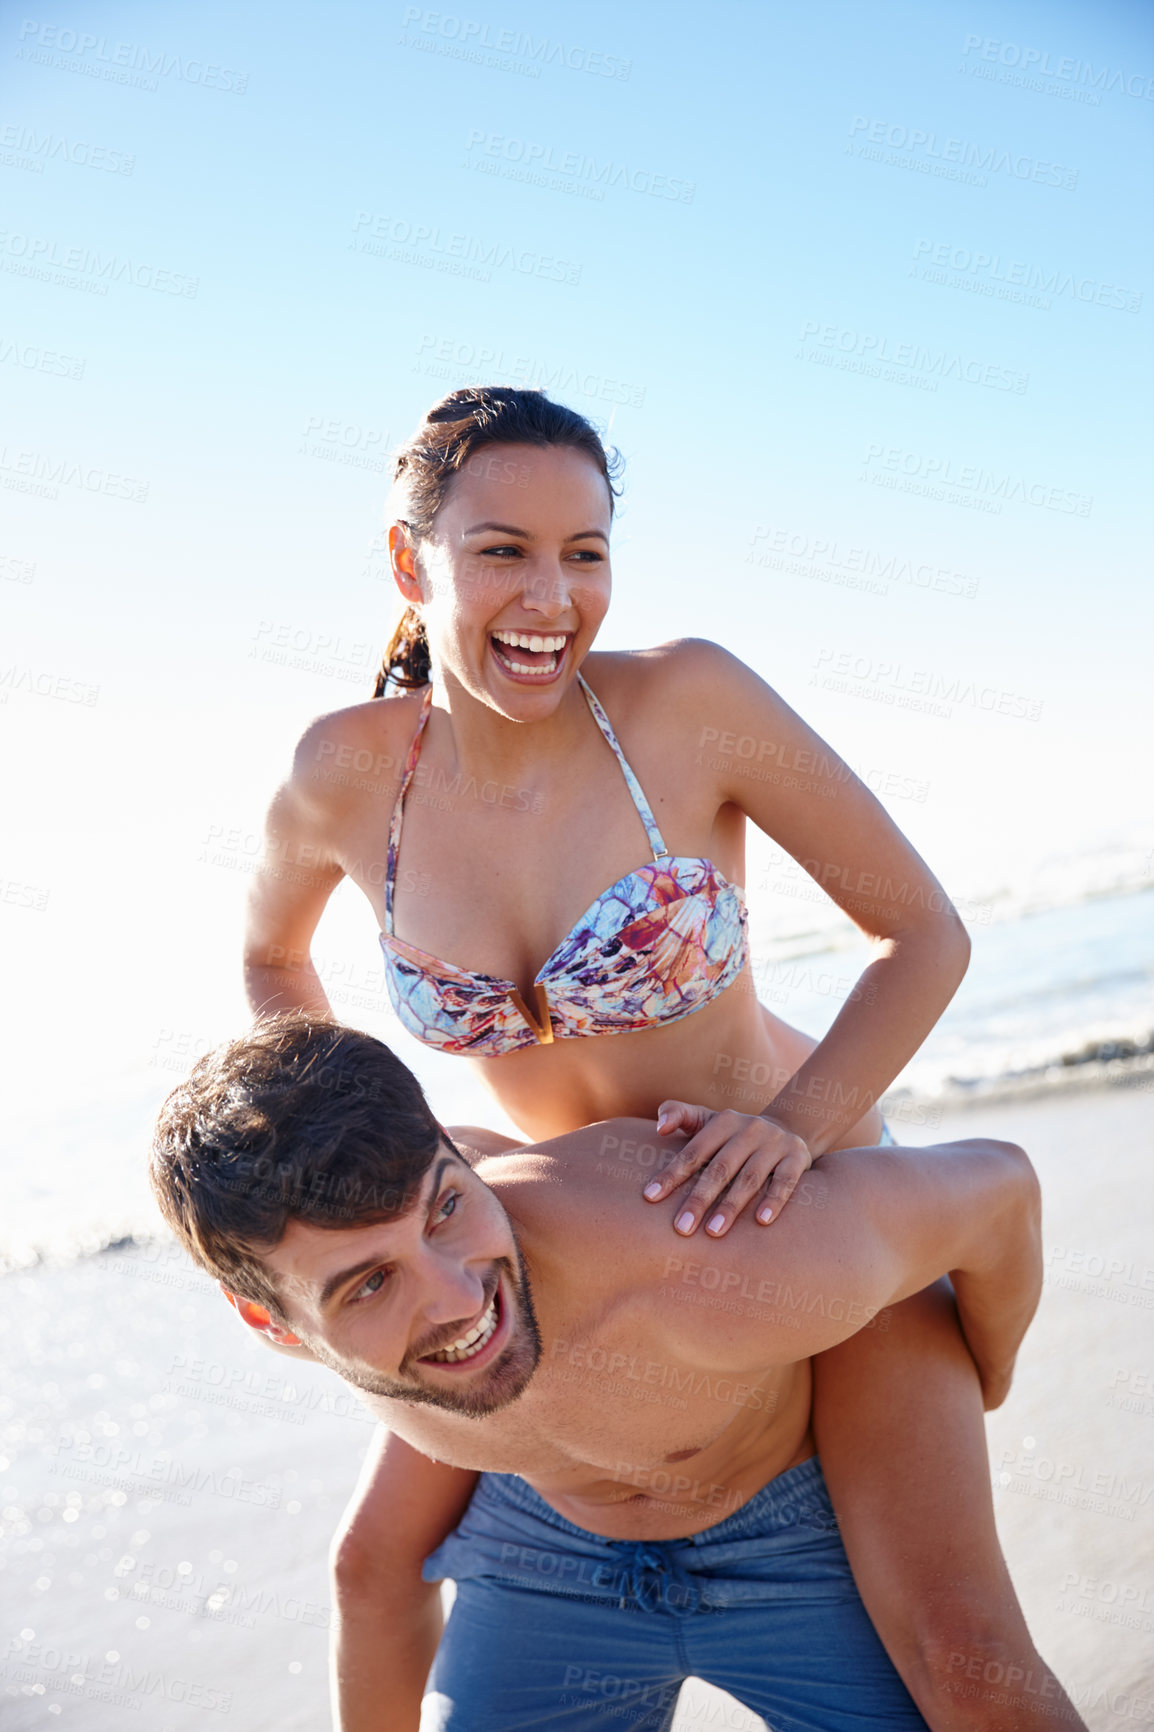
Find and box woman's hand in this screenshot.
[642,1101,814,1236]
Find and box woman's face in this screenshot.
[391,442,613,717]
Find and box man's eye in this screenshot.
[352,1270,387,1302]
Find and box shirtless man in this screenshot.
[151,1016,1081,1731]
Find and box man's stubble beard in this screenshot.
[307,1240,543,1418]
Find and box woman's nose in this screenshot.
[521,571,571,616]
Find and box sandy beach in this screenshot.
[3,1076,1151,1730]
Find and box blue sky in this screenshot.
[2,0,1152,1156]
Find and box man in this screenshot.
[152,1016,1081,1731]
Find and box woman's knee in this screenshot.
[910,1610,1068,1730]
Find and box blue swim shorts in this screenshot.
[421,1455,928,1730]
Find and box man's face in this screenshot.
[261,1143,541,1418]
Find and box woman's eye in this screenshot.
[482,544,521,558]
[570,549,604,563]
[436,1191,460,1224]
[351,1269,387,1303]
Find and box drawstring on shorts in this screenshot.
[616,1541,702,1614]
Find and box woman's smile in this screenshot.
[489,628,574,683]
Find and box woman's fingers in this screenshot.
[675,1123,807,1235]
[693,1148,781,1237]
[753,1150,812,1226]
[654,1098,707,1136]
[642,1109,736,1202]
[688,1134,811,1236]
[641,1107,814,1234]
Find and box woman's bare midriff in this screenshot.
[472,979,885,1151]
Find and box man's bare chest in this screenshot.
[370,1310,803,1512]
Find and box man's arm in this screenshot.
[623,1133,1041,1402]
[330,1428,479,1732]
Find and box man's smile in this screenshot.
[422,1288,500,1364]
[418,1280,509,1374]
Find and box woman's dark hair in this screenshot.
[374,386,623,696]
[150,1014,442,1318]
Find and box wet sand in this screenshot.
[2,1080,1150,1729]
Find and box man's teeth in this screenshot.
[427,1297,498,1364]
[492,631,567,654]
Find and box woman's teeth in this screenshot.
[491,631,567,677]
[493,632,567,653]
[426,1296,499,1364]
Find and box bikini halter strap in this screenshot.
[383,684,433,933]
[577,674,668,859]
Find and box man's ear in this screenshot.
[221,1286,305,1350]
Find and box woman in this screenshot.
[244,389,1073,1730]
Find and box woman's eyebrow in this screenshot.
[463,522,608,543]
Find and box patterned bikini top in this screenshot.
[380,675,749,1056]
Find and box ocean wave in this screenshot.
[888,1048,1154,1112]
[965,845,1154,925]
[894,1028,1154,1104]
[748,847,1154,962]
[0,1221,176,1280]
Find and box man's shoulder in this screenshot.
[475,1117,669,1187]
[445,1124,525,1164]
[476,1118,689,1258]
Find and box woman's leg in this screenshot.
[813,1280,1086,1732]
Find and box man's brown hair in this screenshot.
[150,1014,441,1317]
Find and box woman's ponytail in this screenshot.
[373,605,431,697]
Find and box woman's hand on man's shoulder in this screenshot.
[641,1100,815,1237]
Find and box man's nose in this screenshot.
[420,1255,490,1329]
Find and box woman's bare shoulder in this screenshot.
[281,689,428,815]
[291,688,427,760]
[585,637,749,690]
[581,640,761,728]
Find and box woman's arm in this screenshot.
[330,1428,480,1732]
[645,640,971,1228]
[242,716,362,1019]
[703,639,970,1148]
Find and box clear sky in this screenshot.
[2,0,1152,1184]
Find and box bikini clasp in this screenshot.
[507,982,554,1044]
